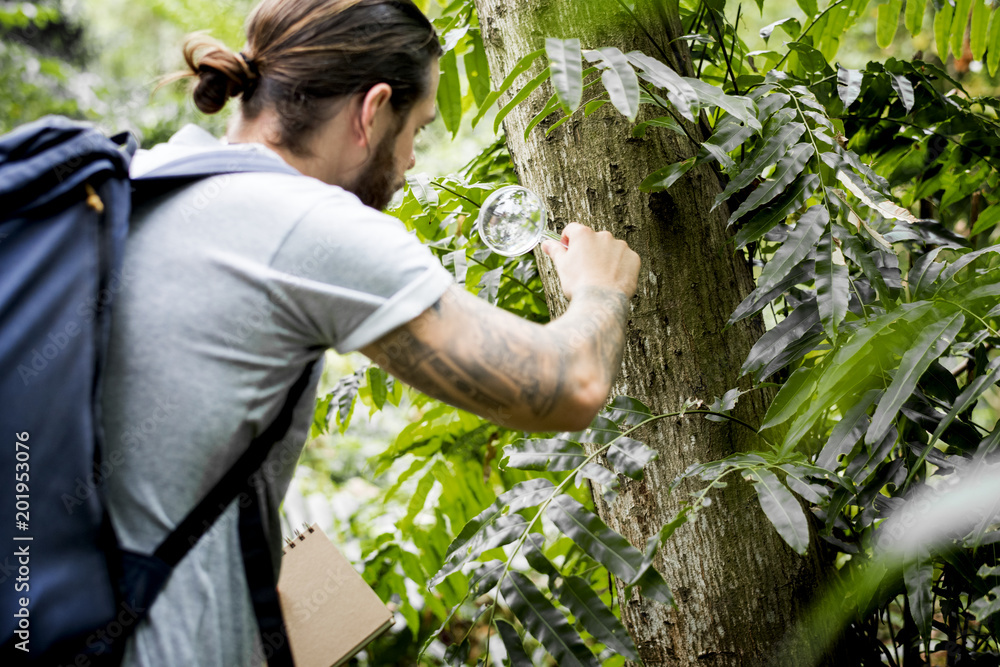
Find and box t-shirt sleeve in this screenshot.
[267,190,454,353]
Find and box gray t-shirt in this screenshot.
[100,125,452,666]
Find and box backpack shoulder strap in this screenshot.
[130,148,301,205]
[153,358,317,566]
[133,148,300,181]
[115,361,318,666]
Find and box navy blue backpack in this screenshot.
[0,116,313,666]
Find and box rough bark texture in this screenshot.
[471,1,837,665]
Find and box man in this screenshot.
[103,0,640,663]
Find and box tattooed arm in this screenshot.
[361,223,640,431]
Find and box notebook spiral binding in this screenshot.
[282,523,316,553]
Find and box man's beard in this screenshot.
[348,126,403,210]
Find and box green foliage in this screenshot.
[855,0,1000,73]
[583,47,640,121]
[0,2,83,132]
[546,38,584,113]
[422,398,673,666]
[484,0,1000,661]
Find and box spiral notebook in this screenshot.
[277,524,394,667]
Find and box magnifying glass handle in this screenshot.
[542,230,568,248]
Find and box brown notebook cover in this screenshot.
[277,524,394,667]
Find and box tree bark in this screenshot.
[472,1,838,665]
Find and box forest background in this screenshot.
[6,0,1000,664]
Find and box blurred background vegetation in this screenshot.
[11,0,996,166]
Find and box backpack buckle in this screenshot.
[84,183,105,214]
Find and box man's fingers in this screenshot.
[542,239,567,259]
[561,221,590,243]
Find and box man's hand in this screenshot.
[542,222,640,302]
[362,224,640,432]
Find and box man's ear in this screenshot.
[356,82,393,148]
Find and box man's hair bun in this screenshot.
[161,0,441,157]
[167,34,258,115]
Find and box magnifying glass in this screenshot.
[475,185,565,257]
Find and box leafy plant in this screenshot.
[448,0,1000,662]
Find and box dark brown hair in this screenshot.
[168,0,442,155]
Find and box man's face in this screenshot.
[349,61,439,210]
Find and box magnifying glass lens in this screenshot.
[477,186,548,257]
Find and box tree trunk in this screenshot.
[472,1,838,664]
